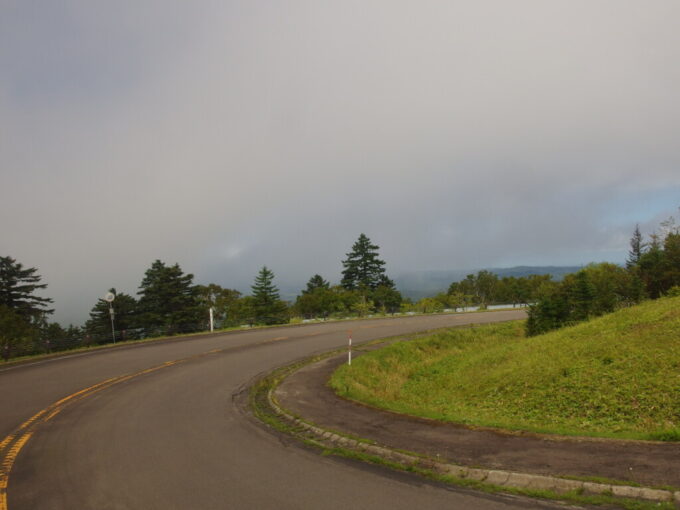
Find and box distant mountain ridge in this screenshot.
[394,266,582,300]
[270,265,583,303]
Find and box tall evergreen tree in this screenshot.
[251,266,288,325]
[626,224,644,268]
[0,256,53,320]
[341,234,387,291]
[137,260,202,335]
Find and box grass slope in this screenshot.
[330,296,680,440]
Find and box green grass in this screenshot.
[330,296,680,440]
[250,346,675,510]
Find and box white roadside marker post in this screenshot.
[209,307,214,332]
[104,292,116,344]
[348,331,352,365]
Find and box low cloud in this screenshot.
[1,1,679,324]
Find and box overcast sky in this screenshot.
[2,1,679,325]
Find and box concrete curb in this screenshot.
[266,374,680,507]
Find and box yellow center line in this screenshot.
[0,437,15,455]
[0,332,306,509]
[0,360,190,510]
[0,432,32,510]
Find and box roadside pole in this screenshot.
[209,307,214,332]
[104,292,116,344]
[348,331,352,365]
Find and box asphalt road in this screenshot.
[0,310,576,510]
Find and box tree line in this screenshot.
[526,214,680,336]
[3,217,678,360]
[0,234,402,360]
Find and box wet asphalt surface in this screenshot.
[0,310,591,509]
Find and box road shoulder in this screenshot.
[261,351,680,507]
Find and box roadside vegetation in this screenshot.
[527,217,680,336]
[252,335,675,510]
[0,234,401,360]
[330,296,680,440]
[2,212,678,361]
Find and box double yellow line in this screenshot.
[0,360,184,510]
[0,329,323,509]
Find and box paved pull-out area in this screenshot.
[276,354,680,488]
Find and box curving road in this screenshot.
[0,310,571,510]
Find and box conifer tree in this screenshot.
[341,234,387,290]
[0,256,53,320]
[251,266,288,325]
[137,260,202,335]
[626,224,644,268]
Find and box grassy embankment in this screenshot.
[330,296,680,440]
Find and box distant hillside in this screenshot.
[394,266,581,300]
[267,265,582,302]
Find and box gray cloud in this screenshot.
[2,1,679,324]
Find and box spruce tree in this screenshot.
[341,234,387,290]
[251,266,288,325]
[0,256,54,320]
[137,260,202,335]
[626,224,644,268]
